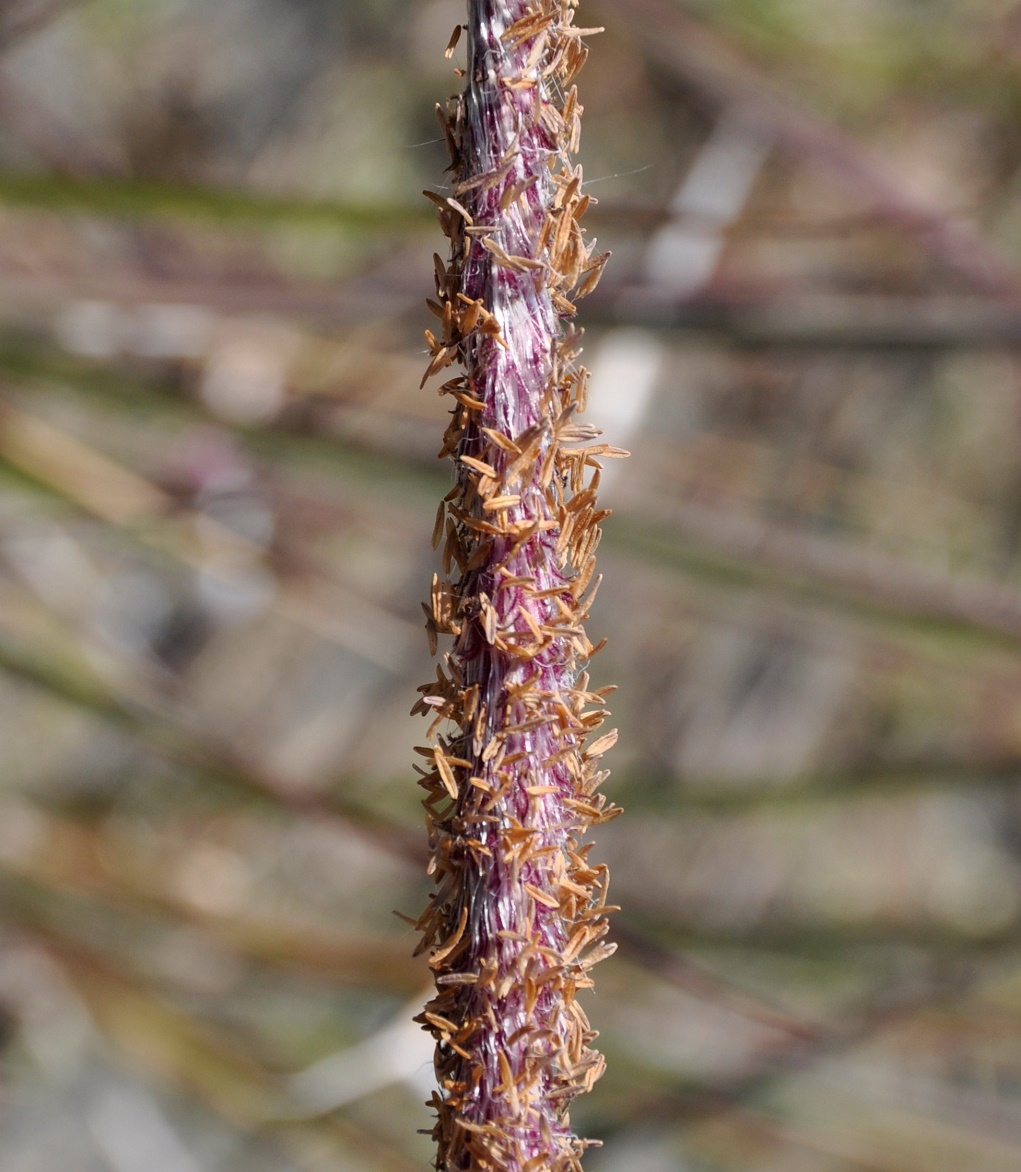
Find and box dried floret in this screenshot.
[415,4,620,1169]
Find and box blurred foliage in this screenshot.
[3,0,1021,1169]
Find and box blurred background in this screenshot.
[5,0,1021,1168]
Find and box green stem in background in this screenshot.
[0,172,428,230]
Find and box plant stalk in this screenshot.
[414,3,620,1168]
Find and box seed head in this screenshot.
[413,4,621,1168]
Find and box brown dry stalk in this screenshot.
[411,2,621,1169]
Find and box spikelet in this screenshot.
[413,3,621,1169]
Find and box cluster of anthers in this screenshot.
[411,2,623,1169]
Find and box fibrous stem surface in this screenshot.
[413,3,619,1169]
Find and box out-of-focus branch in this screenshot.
[632,951,983,1124]
[603,0,1021,298]
[0,172,431,230]
[624,914,1021,951]
[0,397,422,670]
[26,928,424,1172]
[0,75,119,176]
[590,287,1021,350]
[612,922,826,1041]
[0,0,81,52]
[623,757,1021,810]
[0,622,421,862]
[615,498,1021,649]
[0,832,425,991]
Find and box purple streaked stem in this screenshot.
[413,4,620,1169]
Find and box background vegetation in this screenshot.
[3,0,1021,1168]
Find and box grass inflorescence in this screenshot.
[412,2,622,1169]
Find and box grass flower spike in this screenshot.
[412,2,622,1168]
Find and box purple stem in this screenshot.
[414,4,619,1170]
